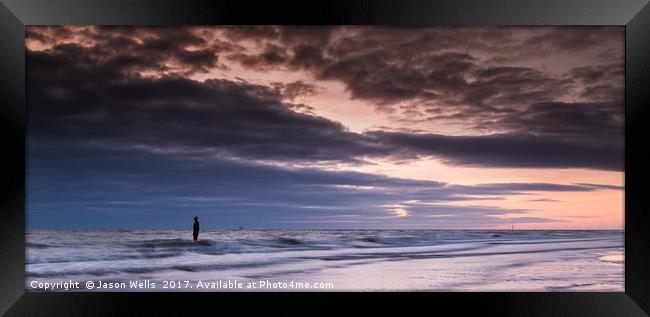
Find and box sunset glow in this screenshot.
[26,26,624,229]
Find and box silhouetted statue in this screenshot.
[193,216,200,241]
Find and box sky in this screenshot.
[25,26,624,229]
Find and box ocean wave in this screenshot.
[27,242,53,249]
[25,229,624,289]
[128,238,216,248]
[275,237,302,245]
[358,236,381,243]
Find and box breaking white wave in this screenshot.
[26,229,624,291]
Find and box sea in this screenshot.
[26,229,624,291]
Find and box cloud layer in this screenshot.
[25,26,624,228]
[27,30,623,170]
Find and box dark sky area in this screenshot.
[26,26,624,229]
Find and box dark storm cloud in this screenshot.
[314,55,621,142]
[227,43,289,70]
[27,42,387,164]
[27,26,224,76]
[570,62,624,103]
[27,26,624,143]
[270,81,320,101]
[489,101,623,143]
[25,25,75,43]
[27,34,622,171]
[367,131,622,171]
[220,26,623,142]
[523,27,623,52]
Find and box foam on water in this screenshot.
[26,229,624,291]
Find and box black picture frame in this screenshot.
[1,0,649,316]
